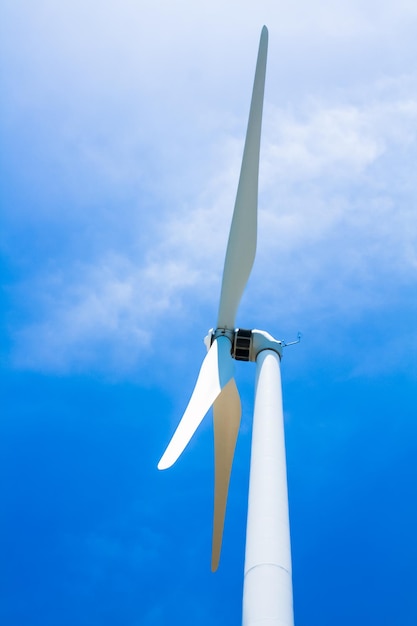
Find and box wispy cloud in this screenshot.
[8,80,417,372]
[2,2,416,374]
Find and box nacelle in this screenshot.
[204,328,283,361]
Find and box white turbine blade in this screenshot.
[158,335,234,470]
[217,26,268,330]
[211,377,241,572]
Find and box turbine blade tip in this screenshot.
[211,559,219,573]
[157,457,171,471]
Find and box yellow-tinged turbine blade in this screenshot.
[211,377,241,572]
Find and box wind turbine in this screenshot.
[158,26,294,626]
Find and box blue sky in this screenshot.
[1,2,417,625]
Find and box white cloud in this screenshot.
[3,2,417,373]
